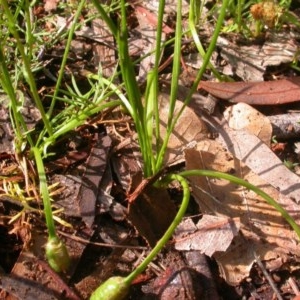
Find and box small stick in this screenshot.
[254,253,283,300]
[57,230,148,250]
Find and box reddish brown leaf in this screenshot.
[198,77,300,105]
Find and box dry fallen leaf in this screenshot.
[224,103,272,146]
[174,215,240,257]
[217,32,298,81]
[184,144,300,285]
[199,77,300,105]
[202,112,300,203]
[158,93,208,163]
[128,185,177,247]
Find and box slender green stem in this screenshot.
[116,0,153,175]
[237,0,243,32]
[146,0,165,159]
[186,0,229,104]
[153,0,165,74]
[155,0,229,173]
[0,47,22,143]
[142,0,167,176]
[117,0,143,118]
[47,0,86,118]
[168,0,182,128]
[144,71,158,174]
[32,147,56,238]
[179,170,300,240]
[124,174,190,284]
[0,44,34,149]
[254,20,262,37]
[90,0,117,37]
[24,0,33,59]
[33,147,70,272]
[154,0,182,173]
[1,0,53,137]
[189,0,222,80]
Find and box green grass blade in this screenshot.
[47,0,86,118]
[1,0,53,137]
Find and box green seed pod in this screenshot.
[45,237,70,272]
[90,276,130,300]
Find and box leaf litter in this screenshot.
[2,1,300,299]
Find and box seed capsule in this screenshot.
[90,276,130,300]
[45,237,70,272]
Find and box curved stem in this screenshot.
[179,169,300,240]
[124,174,190,284]
[189,0,222,80]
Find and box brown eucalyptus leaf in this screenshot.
[198,77,300,105]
